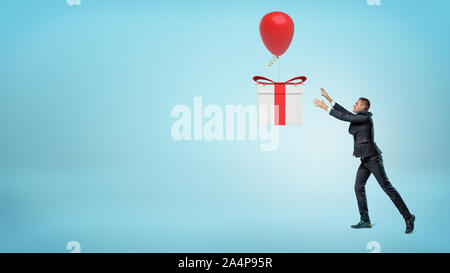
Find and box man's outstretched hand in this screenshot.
[313,98,328,111]
[321,88,333,104]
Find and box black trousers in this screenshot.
[355,154,411,221]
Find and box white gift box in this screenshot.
[253,76,307,125]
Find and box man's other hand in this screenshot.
[313,98,328,111]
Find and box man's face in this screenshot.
[353,99,366,113]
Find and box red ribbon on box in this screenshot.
[253,76,307,125]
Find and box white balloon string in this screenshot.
[278,57,280,82]
[268,56,276,67]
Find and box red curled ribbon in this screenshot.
[253,76,307,125]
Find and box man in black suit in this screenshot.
[313,88,415,234]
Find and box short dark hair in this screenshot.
[359,97,370,110]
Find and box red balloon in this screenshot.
[259,11,294,57]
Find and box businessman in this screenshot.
[313,88,415,234]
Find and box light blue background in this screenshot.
[0,0,449,252]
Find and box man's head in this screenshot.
[353,97,370,113]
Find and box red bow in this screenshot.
[253,76,307,86]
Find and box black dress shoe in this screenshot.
[405,214,415,234]
[351,220,372,229]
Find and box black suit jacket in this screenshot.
[329,102,382,158]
